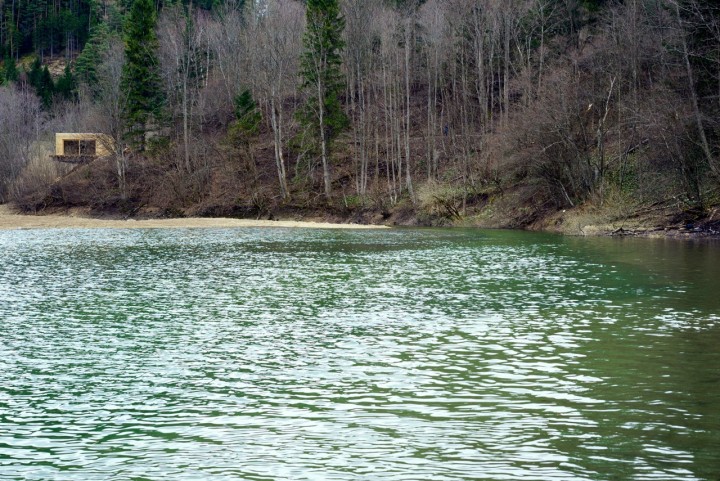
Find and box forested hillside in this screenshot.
[1,0,719,232]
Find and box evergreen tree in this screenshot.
[26,58,55,107]
[3,55,19,84]
[233,90,261,136]
[38,66,55,108]
[76,23,110,87]
[228,89,261,173]
[120,0,165,151]
[27,58,43,87]
[298,0,348,199]
[56,63,77,100]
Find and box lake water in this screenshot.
[1,228,719,480]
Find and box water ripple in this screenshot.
[1,228,719,480]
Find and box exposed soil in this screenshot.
[4,187,719,240]
[529,203,720,239]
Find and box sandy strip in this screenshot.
[0,205,386,230]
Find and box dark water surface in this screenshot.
[1,228,719,480]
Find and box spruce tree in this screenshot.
[233,90,261,136]
[56,64,77,100]
[27,59,55,107]
[76,23,110,88]
[228,89,261,174]
[299,0,348,199]
[38,66,55,108]
[121,0,164,151]
[27,58,43,88]
[3,55,19,84]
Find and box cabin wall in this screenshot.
[55,134,114,157]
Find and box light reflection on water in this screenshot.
[1,228,719,480]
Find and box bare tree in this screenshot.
[343,0,383,196]
[207,2,249,110]
[669,0,720,181]
[246,0,305,200]
[159,4,209,173]
[88,40,131,199]
[0,85,46,203]
[418,0,448,181]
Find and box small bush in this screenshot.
[417,181,467,220]
[10,149,70,211]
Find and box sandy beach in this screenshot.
[0,205,386,230]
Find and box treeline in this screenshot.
[0,0,221,60]
[0,0,719,224]
[1,0,93,60]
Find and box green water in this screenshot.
[1,228,719,480]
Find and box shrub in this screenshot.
[417,181,467,220]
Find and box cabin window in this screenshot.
[64,140,79,155]
[63,139,96,156]
[80,140,96,155]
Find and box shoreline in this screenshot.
[1,205,717,240]
[0,205,387,231]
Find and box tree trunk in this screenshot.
[318,76,332,199]
[359,70,368,195]
[503,11,511,128]
[675,1,720,180]
[596,76,616,203]
[538,16,544,94]
[182,75,190,172]
[270,95,289,200]
[404,18,414,198]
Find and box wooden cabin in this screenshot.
[52,133,114,163]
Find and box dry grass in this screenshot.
[543,186,667,236]
[417,181,465,220]
[10,144,72,211]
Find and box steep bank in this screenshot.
[529,204,720,239]
[459,189,720,239]
[5,189,720,239]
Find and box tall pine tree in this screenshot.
[299,0,348,199]
[56,63,77,100]
[38,66,55,107]
[2,55,19,84]
[27,58,55,107]
[121,0,164,151]
[76,22,111,88]
[28,58,44,88]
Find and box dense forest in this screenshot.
[0,0,719,230]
